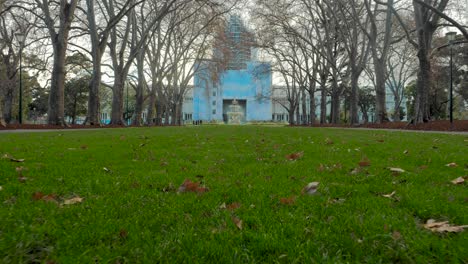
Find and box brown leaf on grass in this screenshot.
[302,182,319,195]
[231,216,243,230]
[33,192,45,200]
[423,219,468,233]
[32,192,58,202]
[178,179,209,194]
[103,167,111,173]
[325,138,334,145]
[358,157,371,167]
[317,164,326,172]
[279,196,296,205]
[226,202,241,211]
[419,165,428,170]
[382,191,396,198]
[445,163,458,167]
[80,145,88,150]
[403,150,409,155]
[451,177,465,185]
[119,229,128,239]
[377,139,385,143]
[286,151,304,161]
[0,186,3,191]
[10,158,25,163]
[63,196,83,205]
[392,231,402,240]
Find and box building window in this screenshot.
[212,100,216,106]
[212,109,216,115]
[212,91,216,97]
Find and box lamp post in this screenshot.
[14,32,24,124]
[446,31,456,127]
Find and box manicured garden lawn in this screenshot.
[0,126,466,263]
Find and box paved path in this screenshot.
[0,127,466,135]
[321,127,468,135]
[0,128,104,133]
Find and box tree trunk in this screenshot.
[350,74,359,125]
[87,70,101,125]
[48,44,66,125]
[330,84,340,124]
[301,89,307,125]
[146,91,156,125]
[133,50,145,126]
[309,90,315,125]
[156,100,163,125]
[164,105,170,125]
[3,86,13,123]
[374,58,388,123]
[110,74,125,125]
[44,0,78,126]
[414,45,431,123]
[288,108,295,126]
[0,92,5,126]
[85,0,102,126]
[362,109,369,123]
[176,101,183,125]
[320,86,327,124]
[393,94,401,121]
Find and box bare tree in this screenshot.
[107,0,178,125]
[31,0,80,125]
[84,0,142,125]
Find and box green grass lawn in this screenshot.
[0,126,467,263]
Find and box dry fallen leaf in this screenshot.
[325,138,334,145]
[388,167,405,173]
[423,219,468,233]
[446,163,458,167]
[226,202,241,211]
[302,182,319,195]
[358,157,371,167]
[0,186,3,191]
[403,150,409,155]
[286,151,304,161]
[382,191,396,198]
[178,179,209,194]
[119,229,128,239]
[32,192,58,203]
[231,216,243,230]
[451,177,465,185]
[279,196,296,205]
[63,196,83,205]
[219,203,227,209]
[392,231,402,240]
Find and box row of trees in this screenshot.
[251,0,467,125]
[0,0,240,126]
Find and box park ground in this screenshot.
[0,126,467,263]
